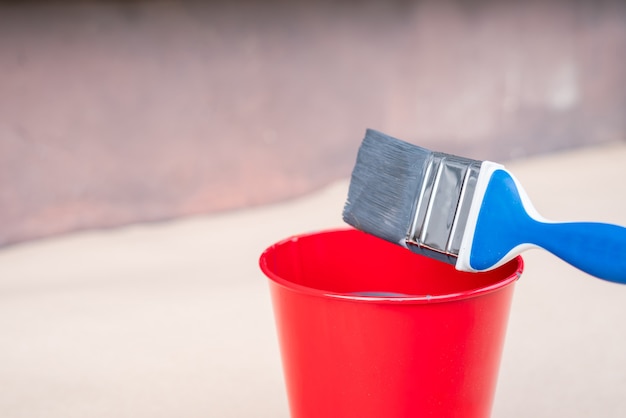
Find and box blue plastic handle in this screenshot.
[533,221,626,283]
[470,169,626,284]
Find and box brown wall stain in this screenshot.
[1,0,625,246]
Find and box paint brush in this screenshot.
[342,129,626,284]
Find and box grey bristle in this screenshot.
[342,129,432,245]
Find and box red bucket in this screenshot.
[259,228,523,418]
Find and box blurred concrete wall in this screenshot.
[1,0,625,246]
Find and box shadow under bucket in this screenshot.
[260,228,523,418]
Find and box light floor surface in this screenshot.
[1,142,625,417]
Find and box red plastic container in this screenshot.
[259,228,523,418]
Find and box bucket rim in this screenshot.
[259,228,523,304]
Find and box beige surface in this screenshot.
[1,142,626,417]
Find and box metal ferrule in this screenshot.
[405,152,482,265]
